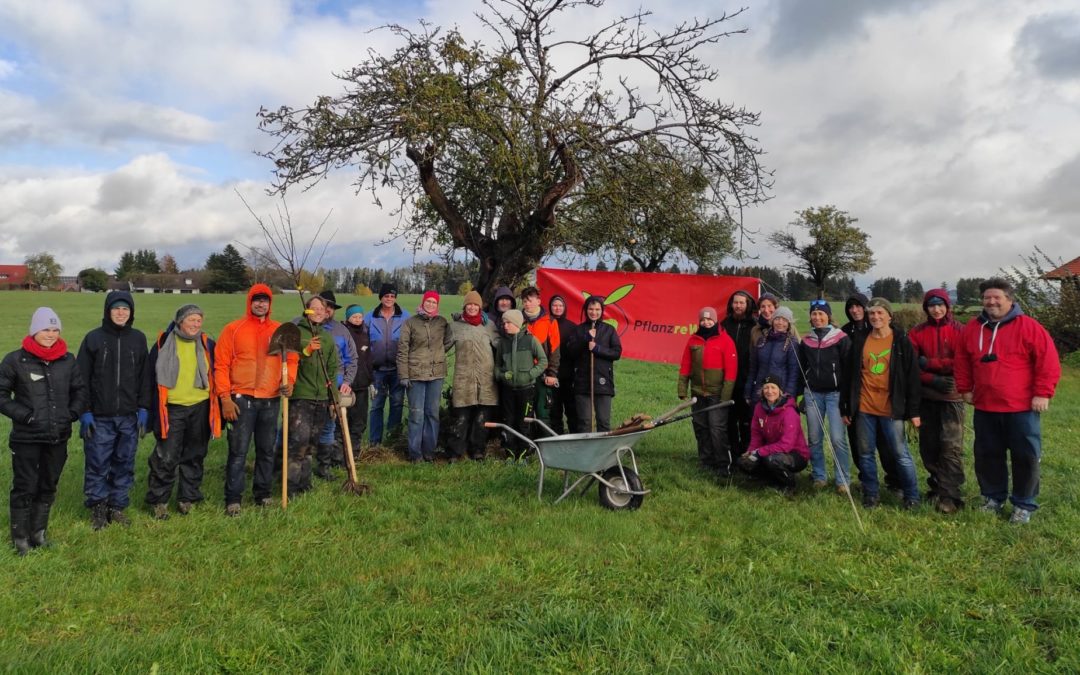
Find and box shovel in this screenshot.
[337,391,370,495]
[269,322,302,509]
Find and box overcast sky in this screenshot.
[2,0,1078,291]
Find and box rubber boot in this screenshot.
[29,502,52,549]
[10,506,31,557]
[314,444,336,480]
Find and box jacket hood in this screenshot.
[978,302,1023,327]
[802,324,846,347]
[102,290,136,330]
[580,294,605,322]
[921,288,953,320]
[548,294,567,319]
[762,394,795,413]
[247,283,274,320]
[493,286,516,309]
[725,290,758,320]
[845,293,869,323]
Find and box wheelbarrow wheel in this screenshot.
[598,467,644,510]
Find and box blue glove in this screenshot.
[80,412,96,440]
[136,408,149,437]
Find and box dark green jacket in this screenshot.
[496,332,547,389]
[291,321,339,401]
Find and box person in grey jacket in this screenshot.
[397,291,453,462]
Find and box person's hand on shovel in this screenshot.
[279,382,293,397]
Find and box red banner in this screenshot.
[536,268,760,364]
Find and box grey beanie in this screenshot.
[772,306,795,325]
[175,304,204,324]
[502,309,525,329]
[29,307,61,336]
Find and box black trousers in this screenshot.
[146,400,211,505]
[345,387,370,454]
[727,395,752,455]
[10,441,68,509]
[287,399,329,497]
[691,396,731,474]
[549,378,577,435]
[447,405,491,459]
[573,394,612,433]
[499,383,534,459]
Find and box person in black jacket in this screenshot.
[547,295,578,435]
[721,290,758,454]
[343,304,373,459]
[841,298,922,510]
[797,300,852,493]
[1,308,87,556]
[563,296,622,433]
[75,291,150,529]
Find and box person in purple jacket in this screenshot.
[736,373,810,494]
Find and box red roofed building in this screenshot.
[0,265,30,290]
[1042,255,1080,282]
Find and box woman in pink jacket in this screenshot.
[736,373,810,493]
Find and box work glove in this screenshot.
[79,412,96,440]
[929,375,955,394]
[220,396,240,422]
[136,408,149,438]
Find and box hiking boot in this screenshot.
[812,479,827,490]
[862,494,880,509]
[888,487,905,501]
[980,497,1004,514]
[225,503,241,518]
[836,484,850,497]
[91,502,110,531]
[177,501,193,516]
[936,498,958,515]
[314,465,335,480]
[902,498,920,511]
[255,497,273,508]
[152,503,169,520]
[108,509,131,527]
[1009,507,1033,524]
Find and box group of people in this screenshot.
[0,276,1062,555]
[680,279,1060,525]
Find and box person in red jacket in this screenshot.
[908,288,967,514]
[736,374,809,494]
[954,278,1061,524]
[214,284,298,516]
[678,307,738,477]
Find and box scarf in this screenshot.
[155,327,209,390]
[22,335,68,362]
[696,323,720,340]
[462,311,484,326]
[416,305,436,317]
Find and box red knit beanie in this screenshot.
[422,290,440,306]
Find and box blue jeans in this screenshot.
[369,369,405,444]
[973,410,1041,511]
[805,390,851,485]
[83,414,139,509]
[856,414,919,502]
[407,379,443,461]
[224,395,280,505]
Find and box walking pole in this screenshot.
[589,319,597,433]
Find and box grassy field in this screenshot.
[1,291,1078,672]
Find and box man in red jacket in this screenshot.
[954,278,1060,524]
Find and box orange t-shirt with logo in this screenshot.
[859,333,892,417]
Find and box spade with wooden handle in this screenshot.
[269,323,302,509]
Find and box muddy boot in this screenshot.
[90,502,110,531]
[10,506,31,557]
[28,502,52,549]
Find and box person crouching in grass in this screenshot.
[736,374,809,495]
[0,308,87,555]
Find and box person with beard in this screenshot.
[841,298,922,510]
[145,305,221,520]
[721,290,757,454]
[735,374,809,495]
[908,289,966,514]
[678,307,738,475]
[490,286,517,338]
[797,300,852,493]
[76,291,151,529]
[1,308,87,555]
[447,291,499,461]
[343,304,373,460]
[546,295,578,435]
[954,278,1060,524]
[563,295,622,433]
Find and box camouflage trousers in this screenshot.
[286,399,330,498]
[918,399,966,504]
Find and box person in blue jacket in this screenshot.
[744,306,799,406]
[368,282,410,446]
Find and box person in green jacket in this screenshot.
[287,297,340,498]
[495,310,547,461]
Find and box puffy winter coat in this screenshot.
[369,303,410,371]
[798,326,850,394]
[678,329,738,400]
[842,326,921,420]
[908,289,964,402]
[563,319,622,397]
[496,332,547,389]
[215,284,298,399]
[76,290,152,416]
[397,313,453,382]
[450,314,498,407]
[748,396,809,460]
[953,304,1060,413]
[0,347,87,444]
[745,329,799,403]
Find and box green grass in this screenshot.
[1,291,1079,672]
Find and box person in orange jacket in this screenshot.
[214,284,298,516]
